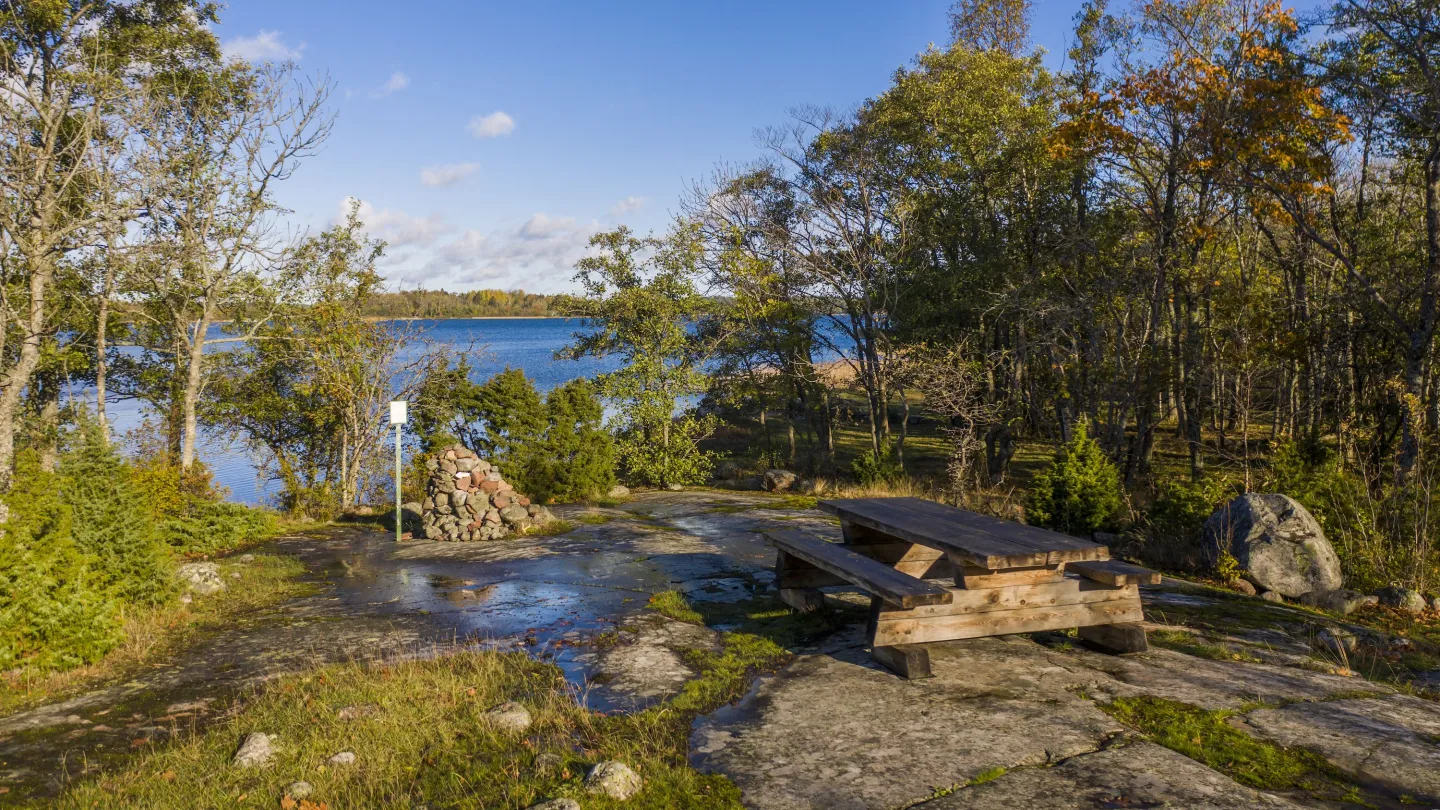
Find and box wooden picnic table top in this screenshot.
[819,497,1110,570]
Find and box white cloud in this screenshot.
[466,111,515,138]
[519,213,577,240]
[400,213,598,290]
[371,71,410,98]
[341,197,451,248]
[419,162,479,188]
[609,196,646,217]
[222,30,305,63]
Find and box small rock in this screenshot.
[666,483,683,492]
[1376,586,1427,613]
[177,562,226,596]
[1301,588,1371,615]
[1230,579,1257,596]
[607,484,630,499]
[180,593,192,605]
[585,760,643,800]
[484,701,532,733]
[1431,595,1440,612]
[285,781,314,800]
[533,751,565,775]
[231,732,274,768]
[238,553,255,564]
[229,572,241,579]
[328,751,356,766]
[1260,590,1284,603]
[527,800,580,810]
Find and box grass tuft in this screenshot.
[646,590,704,624]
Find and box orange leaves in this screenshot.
[280,797,329,810]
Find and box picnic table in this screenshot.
[764,497,1158,678]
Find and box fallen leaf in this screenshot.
[160,770,176,782]
[280,796,298,810]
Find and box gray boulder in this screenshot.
[762,469,799,492]
[1300,588,1373,616]
[178,562,226,596]
[1260,590,1285,603]
[1376,586,1427,613]
[1201,493,1341,598]
[484,701,532,733]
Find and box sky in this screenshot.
[213,1,1323,295]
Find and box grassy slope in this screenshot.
[0,553,312,718]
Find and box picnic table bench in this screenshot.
[764,497,1159,679]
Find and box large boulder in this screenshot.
[1201,493,1341,598]
[762,469,799,493]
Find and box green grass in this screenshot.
[1099,696,1364,800]
[646,591,705,624]
[0,553,312,718]
[524,519,577,537]
[55,649,743,809]
[575,512,617,525]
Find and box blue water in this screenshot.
[104,318,618,505]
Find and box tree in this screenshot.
[1027,418,1123,535]
[126,61,332,470]
[0,0,217,490]
[527,379,616,503]
[558,225,717,488]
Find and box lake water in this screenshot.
[105,318,620,505]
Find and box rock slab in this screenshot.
[231,732,273,768]
[585,760,643,800]
[1202,493,1341,597]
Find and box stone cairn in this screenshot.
[417,444,554,541]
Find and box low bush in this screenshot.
[0,453,122,671]
[1026,419,1122,536]
[1139,474,1236,572]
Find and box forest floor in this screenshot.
[2,490,1439,808]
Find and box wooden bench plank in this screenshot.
[823,501,1048,569]
[764,529,953,609]
[1068,559,1161,586]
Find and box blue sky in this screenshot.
[213,1,1321,295]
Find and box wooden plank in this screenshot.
[1068,559,1161,587]
[823,498,1109,568]
[888,498,1108,556]
[883,579,1138,619]
[1078,622,1149,653]
[871,644,932,679]
[778,546,951,586]
[872,597,1144,646]
[764,529,953,609]
[954,561,1065,589]
[822,501,1047,569]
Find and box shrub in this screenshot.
[525,378,616,502]
[1139,474,1236,572]
[616,409,718,488]
[1026,419,1122,536]
[60,426,174,605]
[851,443,904,485]
[131,451,275,556]
[0,454,121,671]
[474,367,546,478]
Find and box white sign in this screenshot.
[390,400,408,425]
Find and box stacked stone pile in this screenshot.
[416,444,554,541]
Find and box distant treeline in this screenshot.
[361,289,556,319]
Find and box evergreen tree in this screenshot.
[530,378,616,502]
[1026,420,1122,536]
[61,425,175,605]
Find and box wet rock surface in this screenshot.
[3,488,1438,808]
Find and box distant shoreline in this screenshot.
[364,315,569,322]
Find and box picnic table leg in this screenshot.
[773,550,828,612]
[866,596,932,679]
[1077,622,1148,653]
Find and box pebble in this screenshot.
[285,781,314,799]
[1259,590,1284,603]
[328,750,356,766]
[527,800,580,810]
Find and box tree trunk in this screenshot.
[0,256,55,491]
[180,313,211,470]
